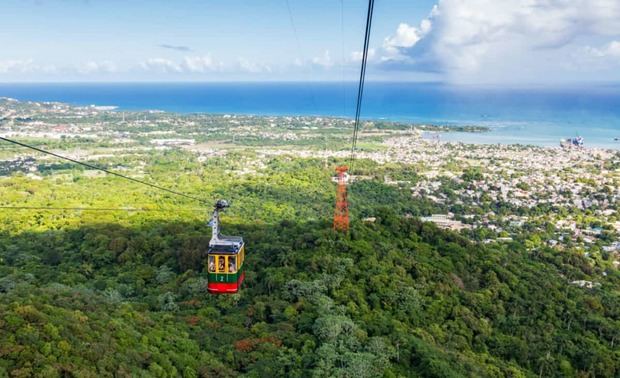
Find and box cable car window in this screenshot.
[218,256,225,273]
[229,256,236,273]
[208,255,215,273]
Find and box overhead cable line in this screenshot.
[0,206,205,212]
[0,136,208,205]
[284,0,302,51]
[349,0,375,168]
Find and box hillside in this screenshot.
[1,212,619,377]
[0,156,618,377]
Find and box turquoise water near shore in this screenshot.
[1,82,619,148]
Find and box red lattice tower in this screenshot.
[333,165,349,232]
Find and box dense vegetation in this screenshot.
[0,150,618,377]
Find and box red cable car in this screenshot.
[207,200,245,294]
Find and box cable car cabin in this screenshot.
[206,200,245,294]
[207,237,245,294]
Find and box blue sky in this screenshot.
[1,0,620,84]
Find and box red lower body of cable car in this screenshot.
[207,269,245,294]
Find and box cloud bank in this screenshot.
[382,0,620,84]
[139,56,272,74]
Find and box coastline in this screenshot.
[435,130,620,150]
[2,92,620,150]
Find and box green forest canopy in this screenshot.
[0,152,618,377]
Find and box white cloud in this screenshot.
[312,50,334,68]
[139,55,275,75]
[0,59,57,74]
[237,58,271,73]
[0,59,34,74]
[140,56,225,74]
[572,40,620,72]
[350,48,376,63]
[77,61,117,74]
[182,55,222,73]
[382,0,620,83]
[140,58,182,73]
[384,22,428,52]
[587,41,620,58]
[0,59,121,78]
[0,55,273,79]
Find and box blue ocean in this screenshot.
[1,82,619,148]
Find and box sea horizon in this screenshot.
[2,81,620,149]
